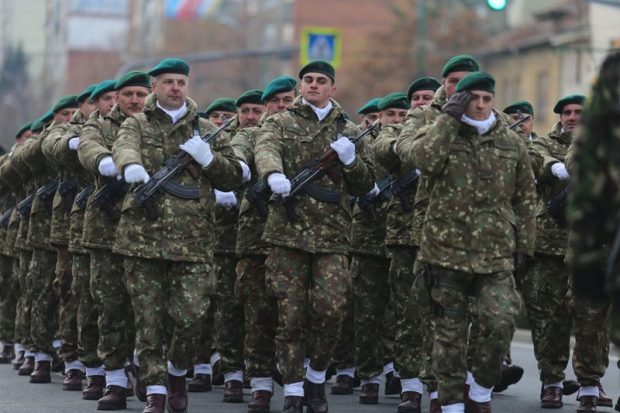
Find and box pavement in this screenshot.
[0,332,619,412]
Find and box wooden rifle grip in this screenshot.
[186,162,200,180]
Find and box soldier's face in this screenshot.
[443,71,470,97]
[464,90,494,121]
[380,108,408,125]
[53,108,77,124]
[509,113,534,137]
[117,86,150,116]
[411,90,435,109]
[80,100,97,119]
[208,111,235,127]
[95,91,117,116]
[299,73,335,108]
[238,103,265,128]
[560,104,582,134]
[153,74,188,110]
[360,113,379,130]
[265,90,295,116]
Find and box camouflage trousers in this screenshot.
[71,253,101,368]
[352,253,390,380]
[13,250,32,346]
[0,255,16,341]
[193,299,215,365]
[411,263,437,391]
[331,278,355,370]
[265,246,349,384]
[214,253,244,374]
[55,247,79,362]
[236,254,277,379]
[124,257,212,387]
[90,249,134,371]
[29,248,59,354]
[572,295,610,386]
[518,255,548,364]
[527,254,573,384]
[429,266,519,406]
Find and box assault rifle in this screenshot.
[93,178,129,220]
[133,116,236,220]
[0,207,13,228]
[17,194,34,217]
[75,183,95,211]
[507,112,532,131]
[36,178,60,204]
[275,121,379,220]
[547,184,570,228]
[244,179,270,218]
[58,176,78,209]
[356,174,395,221]
[390,169,421,212]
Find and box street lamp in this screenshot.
[486,0,508,11]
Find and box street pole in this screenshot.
[417,0,426,76]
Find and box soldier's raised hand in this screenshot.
[267,172,291,196]
[179,135,213,167]
[98,156,118,177]
[330,135,356,166]
[442,91,473,120]
[124,163,150,184]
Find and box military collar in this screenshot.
[430,85,447,109]
[291,96,344,123]
[143,94,199,125]
[548,121,573,144]
[70,110,86,125]
[105,105,127,126]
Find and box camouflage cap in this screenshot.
[148,57,190,77]
[407,77,441,101]
[262,76,297,102]
[299,60,335,82]
[90,79,117,101]
[115,71,151,90]
[378,92,410,111]
[52,95,80,114]
[455,71,495,93]
[204,98,236,115]
[357,98,381,114]
[553,94,585,114]
[236,89,264,107]
[504,100,534,116]
[77,83,98,103]
[15,122,32,139]
[442,54,480,77]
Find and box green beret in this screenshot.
[204,98,237,115]
[148,58,190,77]
[90,80,117,101]
[504,100,534,116]
[262,76,297,102]
[31,110,53,132]
[407,77,441,101]
[236,89,264,107]
[553,94,585,114]
[299,60,335,82]
[15,122,32,139]
[456,71,495,93]
[442,54,480,77]
[357,98,381,115]
[52,95,79,114]
[378,92,410,111]
[77,84,97,103]
[115,71,151,90]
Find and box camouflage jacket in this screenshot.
[0,147,26,256]
[214,117,241,255]
[255,96,375,254]
[349,125,388,257]
[400,114,536,273]
[528,122,572,256]
[78,106,129,250]
[112,95,242,262]
[231,124,271,256]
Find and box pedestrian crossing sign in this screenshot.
[300,27,342,68]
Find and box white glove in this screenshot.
[239,161,251,183]
[267,172,291,196]
[68,136,80,151]
[214,190,237,210]
[124,164,150,184]
[366,183,380,198]
[179,136,214,167]
[551,162,569,180]
[98,156,118,177]
[330,135,356,166]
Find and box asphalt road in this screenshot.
[0,337,619,413]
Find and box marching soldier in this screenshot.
[255,60,374,413]
[356,98,381,130]
[111,58,242,413]
[203,97,237,127]
[503,101,538,142]
[407,77,441,110]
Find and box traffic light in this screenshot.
[486,0,508,11]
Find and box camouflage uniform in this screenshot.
[397,112,536,406]
[527,122,574,385]
[78,105,136,373]
[111,95,241,386]
[0,155,18,344]
[254,96,374,385]
[231,125,277,381]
